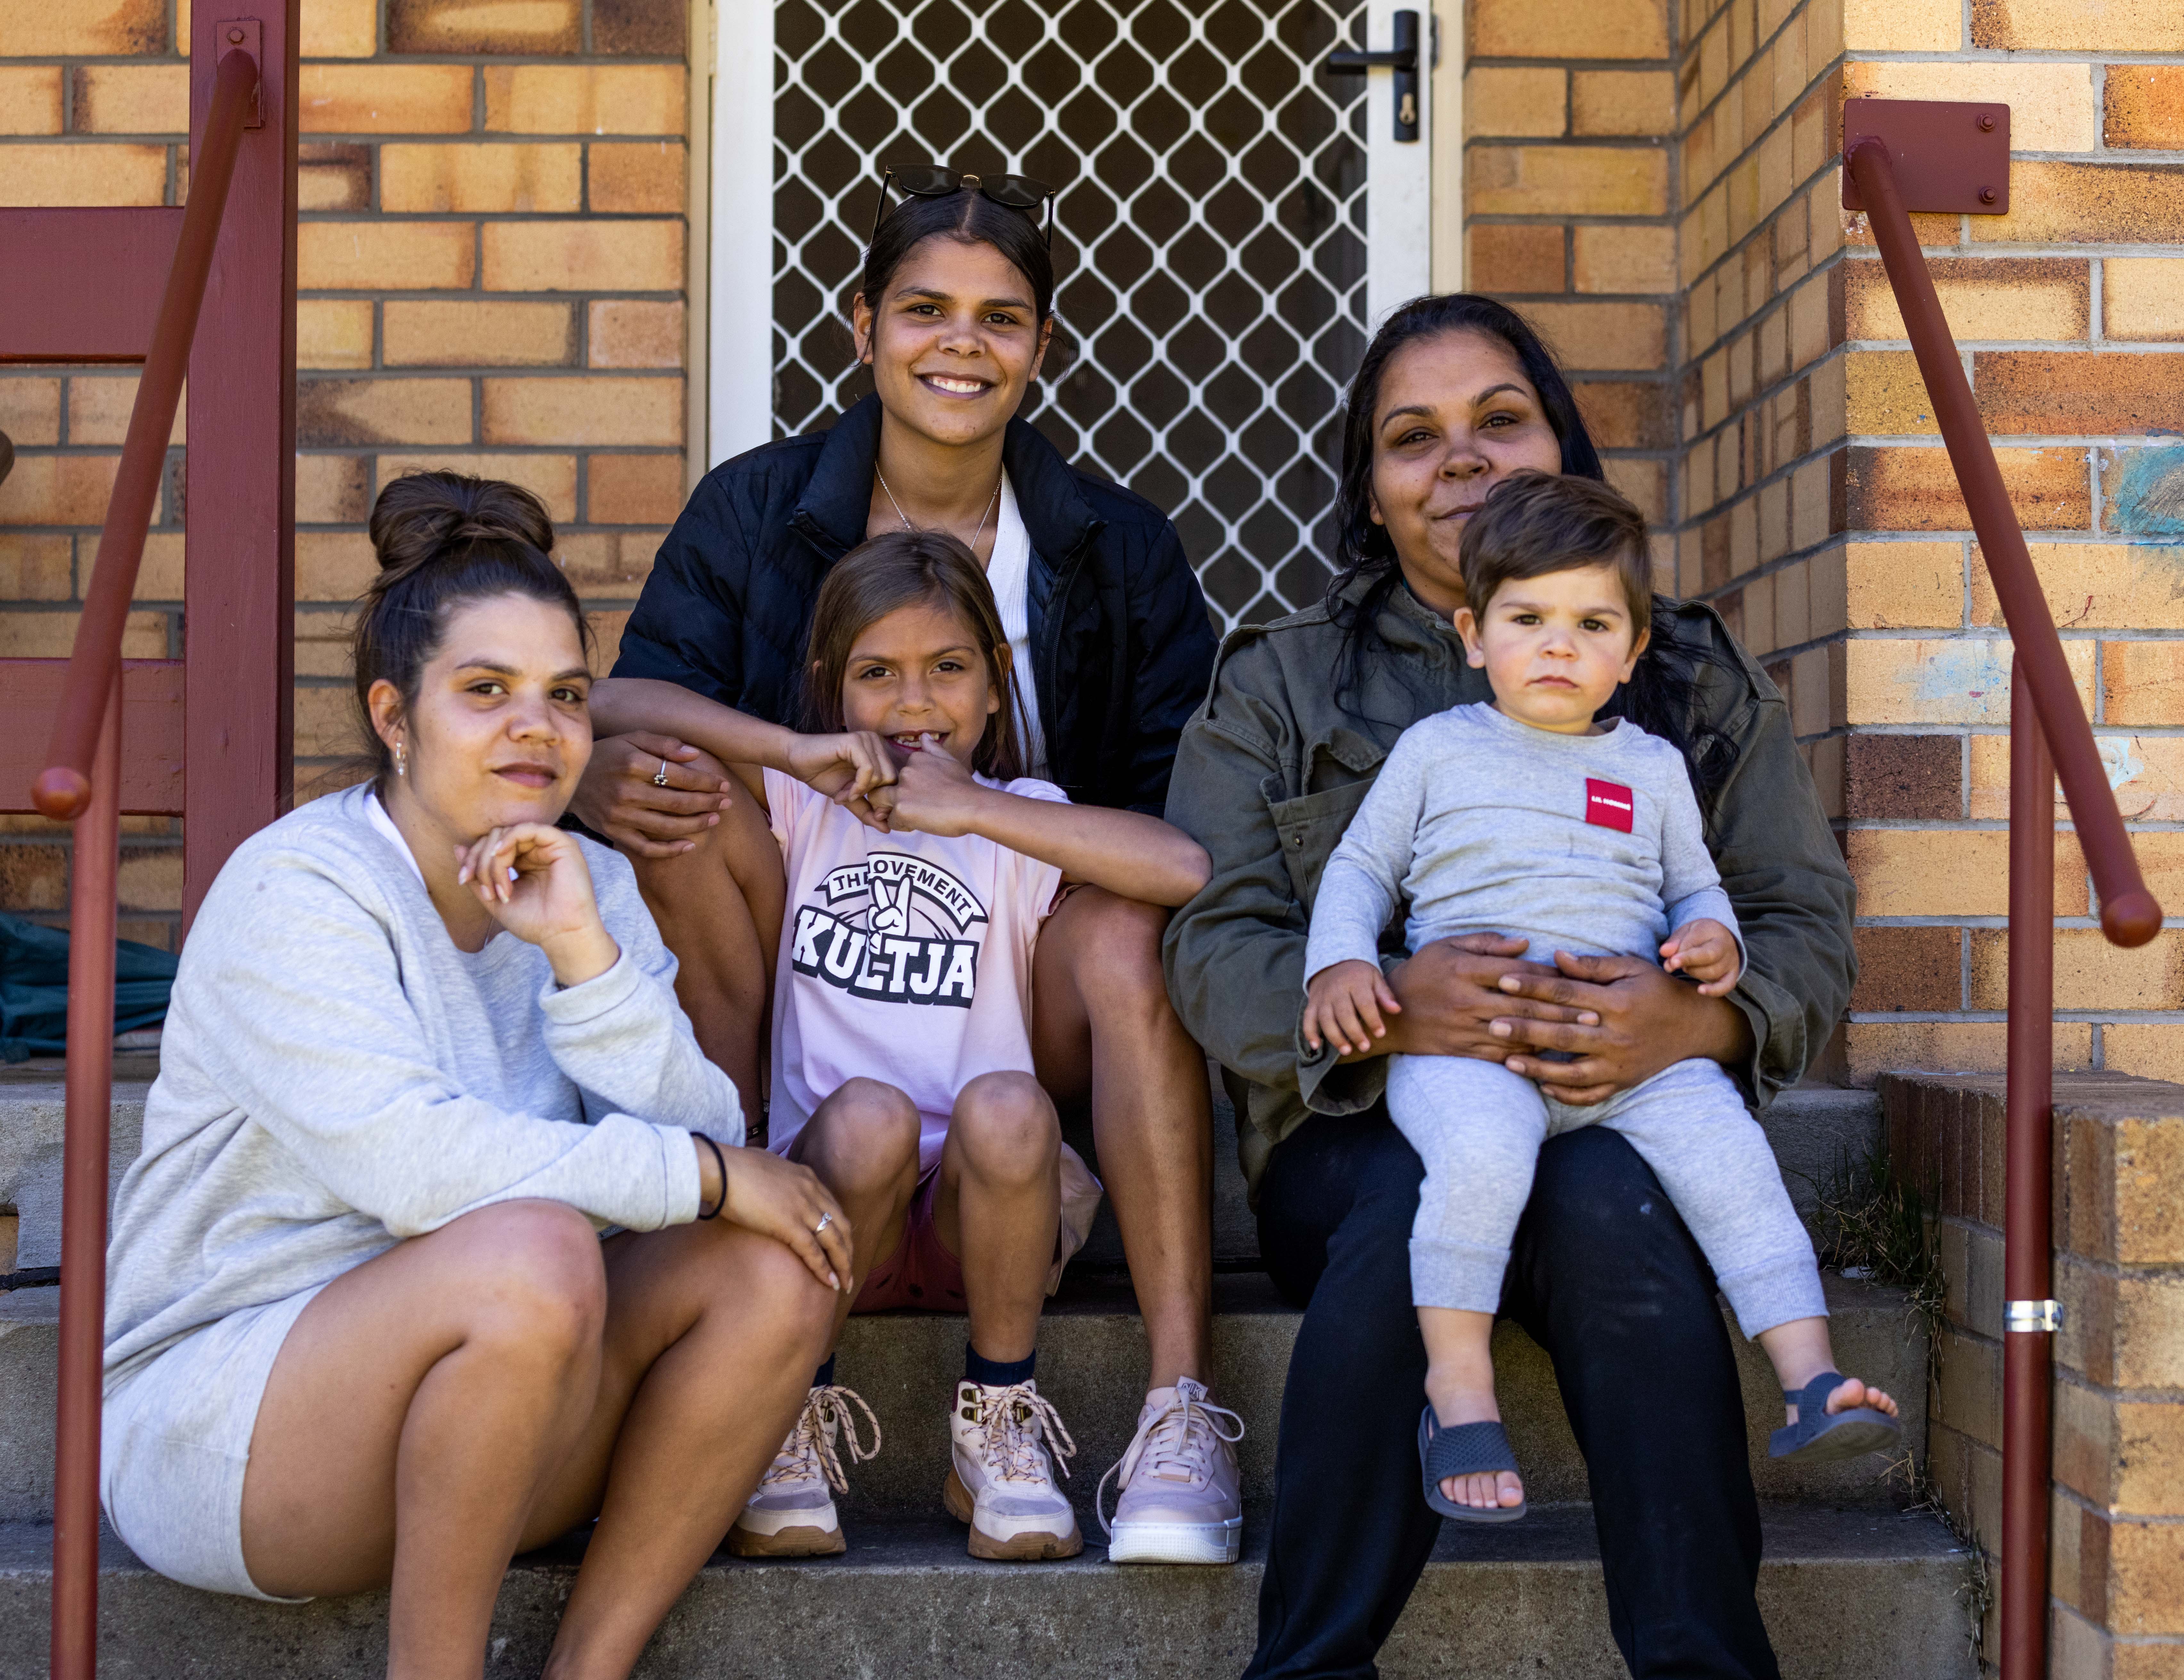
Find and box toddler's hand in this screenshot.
[1661,918,1741,996]
[1303,959,1403,1056]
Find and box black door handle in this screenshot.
[1323,11,1420,142]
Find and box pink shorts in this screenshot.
[851,1165,964,1312]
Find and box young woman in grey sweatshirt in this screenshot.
[101,473,887,1679]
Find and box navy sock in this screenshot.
[813,1355,836,1390]
[965,1346,1035,1388]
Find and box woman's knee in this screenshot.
[805,1079,922,1196]
[951,1072,1059,1184]
[439,1200,607,1357]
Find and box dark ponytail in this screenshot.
[352,472,590,787]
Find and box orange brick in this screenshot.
[1570,380,1670,450]
[0,378,61,447]
[300,0,379,56]
[1473,0,1667,56]
[586,300,683,369]
[1843,1020,2093,1083]
[1843,60,2096,153]
[384,301,576,367]
[1573,226,1676,295]
[0,0,164,54]
[0,68,63,136]
[2105,641,2184,728]
[0,608,165,658]
[480,219,683,292]
[68,375,185,446]
[0,534,72,600]
[1464,67,1566,137]
[296,143,372,212]
[587,452,685,524]
[1844,257,2089,344]
[297,300,375,371]
[1973,928,2184,1012]
[1845,635,2095,726]
[296,456,370,525]
[380,142,581,213]
[1845,351,1938,436]
[1976,352,2184,437]
[1466,225,1565,294]
[2105,67,2184,150]
[1847,826,2088,916]
[294,615,358,681]
[2101,449,2184,540]
[587,607,630,673]
[129,531,183,600]
[376,454,577,523]
[554,529,661,590]
[588,141,685,213]
[1974,163,2184,248]
[300,221,477,291]
[300,65,476,135]
[1971,543,2184,632]
[294,686,363,759]
[298,378,473,448]
[1843,0,1958,49]
[1974,0,2184,49]
[0,455,120,527]
[482,376,680,446]
[2107,260,2184,342]
[116,848,183,912]
[70,65,188,135]
[593,0,684,55]
[0,143,168,208]
[1511,301,1665,371]
[1570,70,1672,136]
[1845,541,1964,628]
[1845,446,2089,533]
[1968,731,2184,821]
[0,842,68,912]
[2102,1023,2184,1093]
[296,533,378,604]
[1468,146,1669,218]
[389,0,580,53]
[483,65,685,135]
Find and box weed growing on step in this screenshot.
[1809,1143,1946,1359]
[1882,1446,1994,1666]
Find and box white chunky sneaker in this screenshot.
[943,1378,1082,1561]
[1099,1377,1245,1564]
[727,1384,881,1558]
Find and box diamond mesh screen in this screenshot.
[771,0,1370,627]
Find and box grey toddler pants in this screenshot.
[1387,1053,1826,1338]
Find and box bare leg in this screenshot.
[626,753,784,1114]
[933,1071,1062,1364]
[1755,1316,1901,1428]
[786,1077,925,1344]
[1030,886,1213,1391]
[1416,1305,1524,1513]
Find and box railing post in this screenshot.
[51,674,119,1680]
[2003,656,2057,1680]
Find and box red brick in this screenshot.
[594,0,685,54]
[586,453,686,524]
[389,0,579,53]
[297,379,474,448]
[300,65,476,135]
[0,0,164,54]
[481,376,680,447]
[1845,446,2088,533]
[586,300,683,369]
[587,141,685,214]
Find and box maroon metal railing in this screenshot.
[1846,132,2163,1680]
[30,46,262,1680]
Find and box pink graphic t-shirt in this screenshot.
[763,767,1068,1173]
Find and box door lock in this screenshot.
[1325,10,1421,143]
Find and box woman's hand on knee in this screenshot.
[718,1146,856,1296]
[1373,934,1595,1063]
[571,731,736,859]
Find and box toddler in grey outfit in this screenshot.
[1303,471,1898,1523]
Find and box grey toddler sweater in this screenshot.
[1305,701,1738,983]
[103,784,743,1387]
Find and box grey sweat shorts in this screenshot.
[101,1282,326,1602]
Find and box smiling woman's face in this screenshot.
[1367,330,1567,621]
[371,592,594,842]
[852,234,1052,452]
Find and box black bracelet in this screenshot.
[695,1132,727,1220]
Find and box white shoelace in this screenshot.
[759,1384,882,1495]
[1097,1380,1246,1536]
[968,1381,1078,1485]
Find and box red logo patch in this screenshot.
[1585,778,1635,834]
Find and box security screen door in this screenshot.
[711,0,1437,627]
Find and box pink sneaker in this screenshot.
[727,1384,880,1558]
[1098,1377,1245,1564]
[943,1378,1082,1561]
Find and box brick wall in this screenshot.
[1673,0,2184,1083]
[1463,0,1682,589]
[0,0,691,949]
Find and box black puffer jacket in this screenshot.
[613,396,1219,815]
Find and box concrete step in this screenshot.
[0,1506,1975,1679]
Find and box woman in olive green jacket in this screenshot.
[1162,294,1854,1680]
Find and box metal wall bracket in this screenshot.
[1841,98,2009,215]
[214,19,264,128]
[1325,10,1421,142]
[2006,1298,2063,1333]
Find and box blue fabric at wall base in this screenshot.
[0,913,177,1062]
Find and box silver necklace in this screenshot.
[876,465,1003,552]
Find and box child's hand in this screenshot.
[1661,918,1741,995]
[786,730,899,829]
[875,734,988,837]
[1303,959,1403,1057]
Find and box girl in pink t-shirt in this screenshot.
[605,530,1209,1564]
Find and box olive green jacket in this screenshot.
[1161,576,1856,1197]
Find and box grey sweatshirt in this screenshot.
[103,783,742,1387]
[1305,701,1739,984]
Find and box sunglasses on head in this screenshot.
[870,164,1056,247]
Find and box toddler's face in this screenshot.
[1455,563,1648,735]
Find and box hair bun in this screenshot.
[369,470,555,577]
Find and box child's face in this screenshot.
[837,598,1002,760]
[1454,562,1649,735]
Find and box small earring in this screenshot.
[394,742,406,778]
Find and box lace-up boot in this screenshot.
[943,1377,1082,1560]
[1099,1376,1245,1563]
[727,1384,881,1558]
